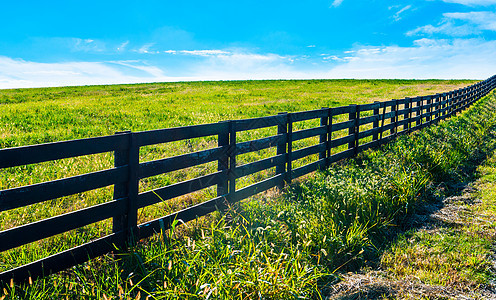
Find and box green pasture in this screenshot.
[0,79,480,294]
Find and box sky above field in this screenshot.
[1,0,496,88]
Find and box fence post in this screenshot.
[457,89,463,114]
[426,96,432,125]
[446,92,452,118]
[445,93,449,118]
[348,104,358,155]
[112,131,139,248]
[372,101,380,141]
[390,101,397,137]
[404,98,410,132]
[319,108,329,163]
[440,93,445,120]
[327,107,333,166]
[416,97,422,129]
[228,121,236,202]
[440,94,445,120]
[217,121,230,197]
[434,94,440,122]
[276,113,288,189]
[465,87,470,109]
[286,113,293,185]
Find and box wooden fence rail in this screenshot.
[1,75,496,284]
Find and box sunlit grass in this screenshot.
[2,79,491,299]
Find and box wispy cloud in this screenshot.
[178,50,231,56]
[1,40,494,89]
[72,38,106,52]
[0,56,187,89]
[407,11,496,36]
[407,21,477,36]
[391,5,412,21]
[445,11,496,30]
[330,0,344,7]
[442,0,496,6]
[116,41,129,52]
[323,38,496,79]
[136,43,157,54]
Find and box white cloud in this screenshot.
[0,57,191,89]
[136,43,156,54]
[322,38,496,79]
[442,0,496,6]
[392,5,412,21]
[179,50,231,56]
[445,11,496,30]
[407,11,496,36]
[1,40,495,89]
[407,22,478,36]
[117,41,129,52]
[72,38,106,52]
[330,0,343,7]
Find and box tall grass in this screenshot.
[0,79,475,274]
[3,83,495,299]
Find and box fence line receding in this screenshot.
[1,76,495,284]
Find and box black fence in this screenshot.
[1,75,495,284]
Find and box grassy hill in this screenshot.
[2,79,490,299]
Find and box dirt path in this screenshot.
[326,183,496,300]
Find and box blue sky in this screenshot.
[1,0,496,88]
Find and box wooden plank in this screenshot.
[0,232,124,284]
[381,111,396,119]
[234,154,285,178]
[410,106,422,113]
[358,115,380,126]
[0,134,128,169]
[139,147,225,179]
[292,143,326,161]
[331,135,354,147]
[291,159,326,179]
[331,119,355,132]
[137,171,225,208]
[410,96,423,104]
[134,122,227,147]
[235,114,287,131]
[137,196,226,240]
[359,102,381,111]
[381,123,395,132]
[290,108,327,122]
[358,127,381,139]
[331,105,356,115]
[0,166,128,213]
[396,108,410,115]
[410,115,422,123]
[292,126,326,141]
[396,98,410,105]
[328,149,354,164]
[233,174,284,202]
[382,99,397,106]
[0,200,124,253]
[397,119,409,127]
[236,134,284,155]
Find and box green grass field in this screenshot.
[1,79,487,299]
